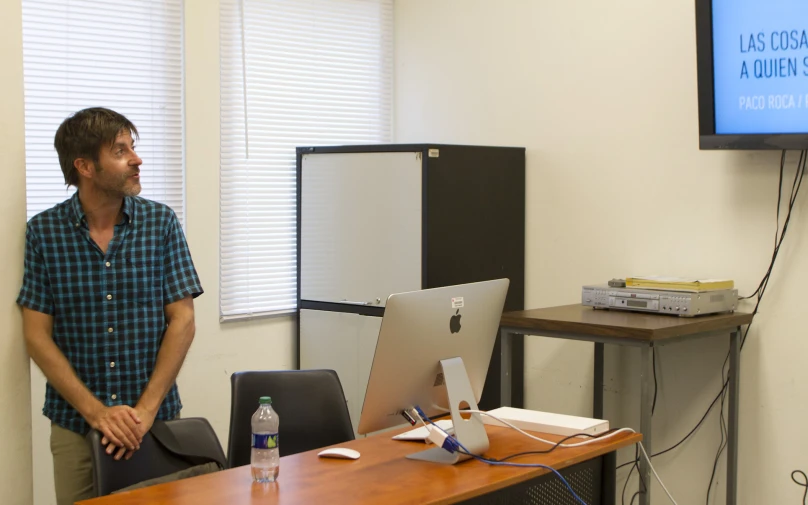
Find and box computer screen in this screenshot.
[357,279,509,442]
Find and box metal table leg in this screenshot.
[602,451,617,505]
[594,342,604,419]
[727,328,741,505]
[639,344,653,505]
[500,329,514,407]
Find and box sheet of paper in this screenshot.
[392,419,454,440]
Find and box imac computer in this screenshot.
[357,279,509,464]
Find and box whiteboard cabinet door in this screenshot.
[299,309,381,435]
[300,151,422,307]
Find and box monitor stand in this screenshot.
[406,357,490,465]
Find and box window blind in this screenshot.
[219,0,393,319]
[21,0,185,222]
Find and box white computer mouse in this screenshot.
[317,447,361,460]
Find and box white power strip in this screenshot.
[480,407,609,437]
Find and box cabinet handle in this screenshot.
[340,298,382,306]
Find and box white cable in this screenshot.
[463,409,636,448]
[407,408,435,446]
[637,441,678,505]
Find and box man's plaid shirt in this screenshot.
[17,192,203,434]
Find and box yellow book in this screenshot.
[625,276,734,292]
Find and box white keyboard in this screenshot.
[392,419,454,441]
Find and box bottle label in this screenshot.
[252,433,279,449]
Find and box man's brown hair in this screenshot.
[53,108,139,187]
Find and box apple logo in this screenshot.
[450,309,462,333]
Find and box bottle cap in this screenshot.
[259,396,272,404]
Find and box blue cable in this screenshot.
[413,406,589,505]
[458,452,589,505]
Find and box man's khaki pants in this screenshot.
[50,423,93,505]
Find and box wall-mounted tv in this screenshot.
[696,0,808,149]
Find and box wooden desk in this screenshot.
[78,425,641,505]
[499,304,753,505]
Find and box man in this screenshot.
[17,107,203,505]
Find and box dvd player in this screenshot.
[582,285,737,317]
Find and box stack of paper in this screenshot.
[625,276,734,292]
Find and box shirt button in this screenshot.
[106,294,112,300]
[108,327,114,333]
[105,261,111,267]
[111,394,117,400]
[110,362,116,368]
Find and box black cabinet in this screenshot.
[297,144,525,431]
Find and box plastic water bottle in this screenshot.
[251,396,280,483]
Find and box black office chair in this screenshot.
[87,417,226,497]
[227,369,355,468]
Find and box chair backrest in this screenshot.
[227,369,355,468]
[87,417,226,497]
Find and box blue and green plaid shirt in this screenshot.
[17,192,203,435]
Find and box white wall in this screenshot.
[0,0,33,503]
[14,1,806,504]
[395,1,807,504]
[28,3,297,503]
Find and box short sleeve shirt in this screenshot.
[17,193,203,434]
